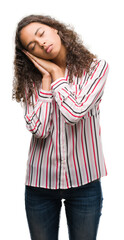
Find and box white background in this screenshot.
[1,0,124,239]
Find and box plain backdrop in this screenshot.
[1,0,124,239]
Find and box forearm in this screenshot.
[41,68,64,91]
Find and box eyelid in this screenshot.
[31,31,45,50]
[32,44,35,50]
[40,31,45,36]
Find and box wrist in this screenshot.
[51,67,65,82]
[42,76,51,91]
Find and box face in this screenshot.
[20,22,64,60]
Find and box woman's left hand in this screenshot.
[22,50,64,81]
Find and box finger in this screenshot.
[22,50,31,59]
[22,49,28,55]
[25,51,42,63]
[22,49,32,58]
[23,50,34,58]
[25,52,39,64]
[30,58,49,75]
[29,57,44,69]
[22,50,37,63]
[26,53,44,68]
[22,50,50,73]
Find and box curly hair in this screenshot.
[12,14,97,105]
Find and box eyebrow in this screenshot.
[26,27,42,49]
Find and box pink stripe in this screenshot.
[32,139,39,186]
[99,125,101,136]
[58,92,62,100]
[28,141,36,185]
[29,120,39,132]
[55,102,58,189]
[26,111,34,119]
[51,78,67,89]
[80,70,86,86]
[89,117,99,178]
[61,115,68,188]
[86,115,96,179]
[26,115,31,121]
[80,121,89,182]
[61,88,70,95]
[36,103,43,114]
[65,171,69,188]
[103,156,107,176]
[46,138,52,188]
[71,126,79,186]
[90,61,100,79]
[41,103,48,137]
[40,91,52,95]
[35,142,43,187]
[66,73,68,81]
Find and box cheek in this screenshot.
[54,35,62,50]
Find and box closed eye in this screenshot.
[31,31,45,50]
[32,45,35,51]
[40,31,45,37]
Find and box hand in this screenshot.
[22,50,65,82]
[22,49,61,76]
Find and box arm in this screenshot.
[51,59,109,125]
[23,78,53,139]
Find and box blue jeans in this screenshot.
[25,179,103,240]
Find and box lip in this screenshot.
[46,44,53,53]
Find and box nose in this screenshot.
[38,40,46,49]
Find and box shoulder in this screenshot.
[89,58,109,75]
[91,58,109,68]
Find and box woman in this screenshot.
[12,14,109,240]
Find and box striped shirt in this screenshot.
[23,59,109,189]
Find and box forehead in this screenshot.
[21,22,51,33]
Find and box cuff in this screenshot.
[51,77,72,100]
[38,88,53,102]
[51,77,68,91]
[24,110,36,123]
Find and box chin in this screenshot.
[51,50,61,59]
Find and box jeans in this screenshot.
[25,179,103,240]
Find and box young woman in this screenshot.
[12,14,109,240]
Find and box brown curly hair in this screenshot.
[12,14,97,105]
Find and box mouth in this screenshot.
[46,44,53,53]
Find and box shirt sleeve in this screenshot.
[22,84,53,138]
[51,59,109,125]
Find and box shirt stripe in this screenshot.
[23,59,109,189]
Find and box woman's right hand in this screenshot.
[22,49,52,91]
[22,49,51,77]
